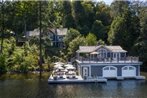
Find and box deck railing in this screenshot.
[77,56,140,63]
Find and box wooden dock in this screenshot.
[48,75,146,84]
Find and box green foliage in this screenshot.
[108,16,125,45]
[0,54,7,73]
[97,39,105,45]
[64,28,81,47]
[91,20,107,41]
[110,1,130,18]
[85,33,97,46]
[132,6,147,65]
[0,1,147,68]
[95,2,112,26]
[68,36,86,57]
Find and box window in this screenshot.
[104,67,109,70]
[103,66,117,70]
[98,48,107,58]
[58,36,63,41]
[129,67,134,70]
[123,67,128,70]
[114,53,116,58]
[110,67,115,70]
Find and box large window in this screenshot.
[98,48,107,58]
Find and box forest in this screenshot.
[0,0,147,73]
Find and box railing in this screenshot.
[77,56,140,63]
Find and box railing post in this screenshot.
[124,57,126,63]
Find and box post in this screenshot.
[39,1,42,75]
[1,0,4,54]
[124,53,126,63]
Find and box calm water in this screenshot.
[0,72,147,98]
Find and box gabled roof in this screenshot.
[48,28,67,36]
[76,46,98,53]
[26,28,67,37]
[76,45,127,53]
[105,46,127,52]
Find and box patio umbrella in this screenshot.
[54,62,64,65]
[66,66,76,70]
[64,64,73,68]
[54,64,63,68]
[67,71,76,75]
[56,66,64,70]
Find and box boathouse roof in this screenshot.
[76,45,127,53]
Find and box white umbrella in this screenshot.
[64,69,68,72]
[54,62,64,65]
[64,64,73,67]
[66,66,76,70]
[57,66,64,70]
[54,64,63,68]
[69,71,76,74]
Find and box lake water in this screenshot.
[0,72,147,98]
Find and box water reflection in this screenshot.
[0,73,147,98]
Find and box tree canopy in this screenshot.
[0,0,147,73]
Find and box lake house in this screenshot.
[25,28,67,48]
[76,45,144,79]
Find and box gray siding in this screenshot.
[91,66,103,76]
[90,65,139,77]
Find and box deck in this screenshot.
[48,75,146,84]
[76,60,142,64]
[48,75,107,84]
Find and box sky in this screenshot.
[98,0,113,5]
[95,0,147,5]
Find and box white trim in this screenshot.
[80,63,140,67]
[89,66,91,77]
[83,67,88,77]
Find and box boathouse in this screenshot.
[76,45,142,79]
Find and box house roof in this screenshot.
[76,45,127,53]
[26,28,67,37]
[76,46,98,53]
[47,28,67,36]
[105,46,127,52]
[26,29,40,37]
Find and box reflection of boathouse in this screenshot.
[76,45,143,79]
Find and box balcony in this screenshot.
[76,56,142,64]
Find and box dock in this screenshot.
[48,75,107,84]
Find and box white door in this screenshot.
[103,66,117,77]
[122,66,136,77]
[83,67,88,77]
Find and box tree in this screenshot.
[85,33,97,46]
[108,16,128,48]
[108,1,141,51]
[0,54,7,73]
[133,5,147,64]
[110,0,130,18]
[62,1,75,28]
[64,28,81,47]
[91,20,107,41]
[95,2,112,26]
[72,1,95,35]
[68,36,85,58]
